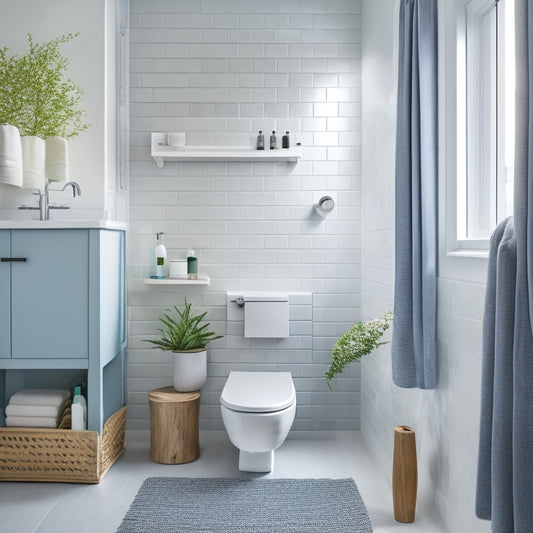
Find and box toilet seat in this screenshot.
[220,371,295,413]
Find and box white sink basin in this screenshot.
[0,219,127,230]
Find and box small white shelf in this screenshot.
[143,276,210,286]
[151,132,301,166]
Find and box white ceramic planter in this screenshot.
[172,349,207,392]
[45,136,69,182]
[21,135,46,190]
[0,124,23,187]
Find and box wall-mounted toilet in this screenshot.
[221,371,296,472]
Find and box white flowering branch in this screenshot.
[325,311,393,389]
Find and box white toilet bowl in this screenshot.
[220,371,296,472]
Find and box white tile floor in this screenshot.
[0,431,447,533]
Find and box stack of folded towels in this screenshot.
[5,388,71,428]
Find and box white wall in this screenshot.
[0,0,125,220]
[127,0,363,431]
[360,1,491,532]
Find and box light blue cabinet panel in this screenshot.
[87,229,127,431]
[96,230,123,367]
[0,231,10,359]
[11,230,89,359]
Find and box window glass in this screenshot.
[462,0,514,242]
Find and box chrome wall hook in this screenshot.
[313,195,335,217]
[231,296,245,307]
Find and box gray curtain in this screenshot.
[476,1,533,531]
[392,0,438,389]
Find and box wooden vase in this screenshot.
[392,425,418,523]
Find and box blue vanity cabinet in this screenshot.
[0,228,126,433]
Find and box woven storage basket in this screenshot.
[0,405,126,483]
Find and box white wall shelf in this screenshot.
[151,132,301,166]
[143,276,210,286]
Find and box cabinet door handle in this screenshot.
[1,257,27,262]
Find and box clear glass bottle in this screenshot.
[282,131,290,148]
[270,130,277,150]
[256,130,265,150]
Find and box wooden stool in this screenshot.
[148,387,200,464]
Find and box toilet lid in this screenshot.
[220,371,295,413]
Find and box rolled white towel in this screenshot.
[0,124,23,187]
[5,403,64,419]
[21,135,46,190]
[45,136,69,182]
[5,416,58,428]
[9,388,71,407]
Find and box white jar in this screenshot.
[168,132,186,147]
[169,259,188,279]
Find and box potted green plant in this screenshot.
[0,33,89,188]
[325,311,393,389]
[145,299,223,392]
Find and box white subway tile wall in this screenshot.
[128,0,362,431]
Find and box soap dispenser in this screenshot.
[152,232,167,279]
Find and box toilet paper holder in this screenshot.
[231,295,289,307]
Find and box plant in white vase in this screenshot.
[144,299,223,392]
[325,311,393,389]
[0,33,89,188]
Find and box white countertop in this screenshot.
[0,219,127,230]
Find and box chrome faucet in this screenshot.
[62,181,82,198]
[44,180,82,220]
[18,179,82,220]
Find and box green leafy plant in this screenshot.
[0,33,89,139]
[144,299,223,352]
[325,311,393,389]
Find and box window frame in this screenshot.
[440,0,513,283]
[439,0,489,283]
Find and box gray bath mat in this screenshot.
[117,477,373,532]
